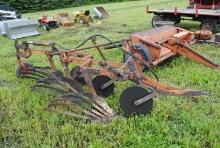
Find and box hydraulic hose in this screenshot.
[74,34,159,81]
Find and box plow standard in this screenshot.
[15,26,219,122]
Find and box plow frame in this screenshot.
[15,36,207,99]
[15,33,215,118]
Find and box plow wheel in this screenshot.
[200,19,217,33]
[92,75,115,98]
[119,86,154,116]
[70,66,85,85]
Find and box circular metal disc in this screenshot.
[119,86,153,116]
[70,66,85,85]
[92,75,115,98]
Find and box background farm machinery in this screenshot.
[74,10,94,24]
[189,0,220,9]
[124,26,219,69]
[56,7,108,27]
[147,0,220,32]
[0,4,21,21]
[38,16,59,31]
[15,26,219,121]
[73,7,109,25]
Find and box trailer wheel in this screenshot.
[152,15,163,28]
[174,16,181,24]
[43,24,50,31]
[55,22,59,28]
[200,20,217,33]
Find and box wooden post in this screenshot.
[146,5,149,13]
[212,0,215,9]
[195,4,199,17]
[174,7,177,16]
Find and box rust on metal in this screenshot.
[14,26,219,121]
[128,26,219,69]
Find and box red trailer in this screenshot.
[189,0,220,9]
[147,0,220,33]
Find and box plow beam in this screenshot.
[140,76,208,97]
[173,43,219,69]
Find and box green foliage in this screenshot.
[0,0,138,12]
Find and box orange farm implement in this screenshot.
[15,26,219,122]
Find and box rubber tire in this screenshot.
[43,24,50,31]
[151,15,163,28]
[200,20,217,33]
[79,19,84,24]
[174,16,181,24]
[55,22,59,28]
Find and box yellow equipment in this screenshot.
[74,10,93,24]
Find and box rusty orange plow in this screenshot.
[15,26,219,121]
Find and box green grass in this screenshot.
[1,0,220,147]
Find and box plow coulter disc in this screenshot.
[92,75,115,98]
[119,86,154,116]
